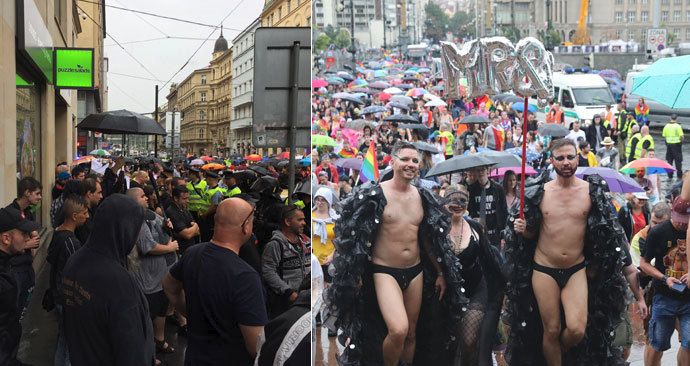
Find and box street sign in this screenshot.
[647,28,667,54]
[54,48,95,89]
[252,27,311,148]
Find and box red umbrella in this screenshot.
[312,79,328,88]
[278,151,291,159]
[200,156,214,162]
[379,92,392,101]
[245,154,262,162]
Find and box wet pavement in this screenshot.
[18,261,188,366]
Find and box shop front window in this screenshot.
[16,71,41,181]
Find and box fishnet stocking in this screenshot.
[453,308,485,366]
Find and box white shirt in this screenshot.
[566,129,586,145]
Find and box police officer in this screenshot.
[662,114,684,179]
[222,171,242,199]
[621,114,639,162]
[626,125,642,163]
[186,168,211,241]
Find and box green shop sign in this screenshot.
[53,48,94,89]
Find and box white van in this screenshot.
[534,71,616,125]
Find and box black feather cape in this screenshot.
[324,181,468,365]
[503,173,628,365]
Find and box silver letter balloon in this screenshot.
[440,37,554,102]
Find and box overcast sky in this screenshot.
[102,0,263,114]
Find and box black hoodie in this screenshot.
[62,194,155,366]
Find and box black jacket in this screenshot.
[257,291,310,366]
[586,123,609,153]
[62,194,155,366]
[0,250,21,366]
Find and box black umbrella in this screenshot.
[425,155,496,178]
[494,94,522,104]
[340,95,365,104]
[346,119,377,130]
[477,151,522,169]
[402,77,418,82]
[459,115,490,124]
[538,124,569,137]
[384,114,418,123]
[249,165,270,176]
[399,123,429,131]
[413,141,439,154]
[386,101,410,110]
[398,83,415,89]
[77,109,166,135]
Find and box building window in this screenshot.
[687,11,690,21]
[198,128,203,139]
[674,11,681,22]
[628,11,636,22]
[616,29,623,38]
[662,11,669,22]
[16,71,42,189]
[674,0,682,4]
[641,0,648,3]
[662,0,669,4]
[616,0,623,4]
[629,29,636,40]
[686,28,690,40]
[287,0,291,13]
[674,28,681,38]
[201,75,207,84]
[615,11,624,22]
[199,110,206,120]
[629,0,636,3]
[641,11,649,22]
[200,92,206,102]
[278,6,282,20]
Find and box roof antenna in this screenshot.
[220,24,224,37]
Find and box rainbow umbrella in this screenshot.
[349,78,368,88]
[72,156,95,166]
[406,88,428,98]
[620,158,676,175]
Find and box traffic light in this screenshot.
[336,0,345,12]
[584,53,594,68]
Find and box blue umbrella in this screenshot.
[630,55,690,109]
[511,102,537,113]
[299,157,311,167]
[504,147,541,162]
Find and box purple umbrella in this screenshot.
[334,158,363,171]
[575,167,644,193]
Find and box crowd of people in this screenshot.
[1,154,312,366]
[312,54,689,366]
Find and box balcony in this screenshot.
[231,117,252,130]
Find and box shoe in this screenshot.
[177,324,188,337]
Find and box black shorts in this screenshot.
[145,290,169,319]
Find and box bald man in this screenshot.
[163,198,268,365]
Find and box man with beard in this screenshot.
[165,186,200,254]
[510,138,627,365]
[262,205,310,318]
[326,142,467,366]
[61,194,155,366]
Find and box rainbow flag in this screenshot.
[476,95,494,112]
[360,141,379,183]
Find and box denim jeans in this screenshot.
[648,293,690,351]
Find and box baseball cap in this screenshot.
[57,171,71,180]
[633,192,649,200]
[672,197,690,226]
[0,208,40,233]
